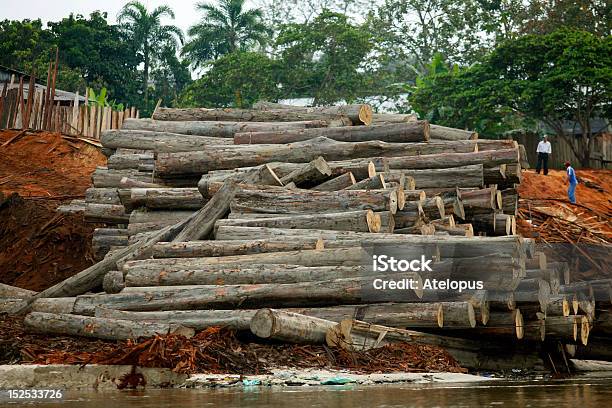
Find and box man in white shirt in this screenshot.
[536,135,552,175]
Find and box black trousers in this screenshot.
[536,152,549,175]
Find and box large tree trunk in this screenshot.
[128,188,205,210]
[24,312,194,341]
[375,149,518,171]
[387,165,484,189]
[234,121,430,144]
[101,130,232,152]
[215,210,382,233]
[0,283,36,299]
[230,188,399,215]
[152,105,373,125]
[122,118,336,136]
[154,137,479,177]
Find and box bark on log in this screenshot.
[371,113,417,123]
[129,188,206,210]
[312,172,356,191]
[198,166,283,197]
[378,148,518,171]
[84,203,129,224]
[476,140,519,151]
[152,105,372,125]
[0,283,36,299]
[278,156,331,186]
[250,309,336,343]
[230,188,398,215]
[119,176,163,188]
[429,125,478,141]
[107,153,154,171]
[122,264,368,289]
[172,180,238,241]
[123,117,334,136]
[129,210,194,225]
[102,129,232,152]
[434,224,474,237]
[85,188,121,205]
[152,238,323,258]
[103,270,125,293]
[215,210,381,233]
[390,164,484,189]
[483,166,507,185]
[70,275,422,314]
[234,121,430,144]
[345,174,386,190]
[24,312,194,340]
[154,137,478,176]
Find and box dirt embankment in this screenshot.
[0,130,105,291]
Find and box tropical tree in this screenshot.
[117,1,184,104]
[182,0,269,70]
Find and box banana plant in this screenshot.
[87,87,124,111]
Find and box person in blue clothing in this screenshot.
[564,161,578,204]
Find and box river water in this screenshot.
[7,377,612,407]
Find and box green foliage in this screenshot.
[179,51,278,108]
[276,10,372,105]
[411,29,612,164]
[86,87,124,111]
[182,0,270,70]
[0,19,52,72]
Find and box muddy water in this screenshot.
[11,378,612,407]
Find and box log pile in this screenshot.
[26,103,611,373]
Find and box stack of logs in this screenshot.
[24,102,609,372]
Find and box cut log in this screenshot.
[119,176,163,188]
[230,188,398,215]
[85,188,121,205]
[312,172,356,191]
[172,180,238,242]
[434,224,474,237]
[429,125,478,141]
[361,165,485,189]
[24,312,194,341]
[154,137,479,176]
[278,156,331,186]
[103,270,125,293]
[101,129,232,152]
[123,117,334,136]
[215,210,381,233]
[106,152,154,171]
[250,309,336,343]
[345,174,386,190]
[83,203,129,224]
[234,121,430,144]
[129,188,206,210]
[378,148,518,171]
[152,238,324,258]
[122,264,368,289]
[371,113,417,123]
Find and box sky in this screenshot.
[1,0,207,34]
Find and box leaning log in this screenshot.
[0,283,36,299]
[278,156,332,187]
[312,172,356,191]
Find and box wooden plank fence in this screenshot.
[0,74,138,139]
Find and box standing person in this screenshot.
[565,161,578,204]
[536,135,552,175]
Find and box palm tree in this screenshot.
[182,0,270,70]
[118,1,184,104]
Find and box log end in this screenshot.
[366,210,381,233]
[103,270,125,294]
[515,309,524,340]
[367,161,376,178]
[315,238,325,250]
[388,190,398,215]
[250,308,275,339]
[436,304,443,328]
[359,105,373,126]
[580,316,590,346]
[467,302,476,328]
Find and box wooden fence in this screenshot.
[0,75,138,139]
[511,132,611,170]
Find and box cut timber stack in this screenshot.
[36,102,610,374]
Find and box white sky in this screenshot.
[1,1,219,34]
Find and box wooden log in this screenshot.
[373,165,485,189]
[378,148,518,171]
[476,139,519,150]
[121,264,370,290]
[198,165,283,197]
[152,105,372,125]
[70,275,422,315]
[0,283,36,299]
[234,121,430,144]
[546,315,590,345]
[24,312,194,340]
[101,129,232,152]
[470,213,513,236]
[501,188,518,215]
[119,176,163,188]
[123,118,334,136]
[83,203,129,224]
[345,174,386,190]
[85,188,121,205]
[250,309,336,343]
[230,188,398,215]
[128,188,205,210]
[106,152,155,170]
[459,187,497,209]
[215,210,381,233]
[429,125,477,141]
[278,156,331,186]
[483,165,507,185]
[154,137,479,176]
[103,270,125,293]
[371,113,417,123]
[129,210,193,225]
[152,238,323,258]
[172,180,238,241]
[430,215,455,228]
[312,172,356,191]
[214,226,530,257]
[547,295,571,317]
[434,224,474,237]
[92,234,129,260]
